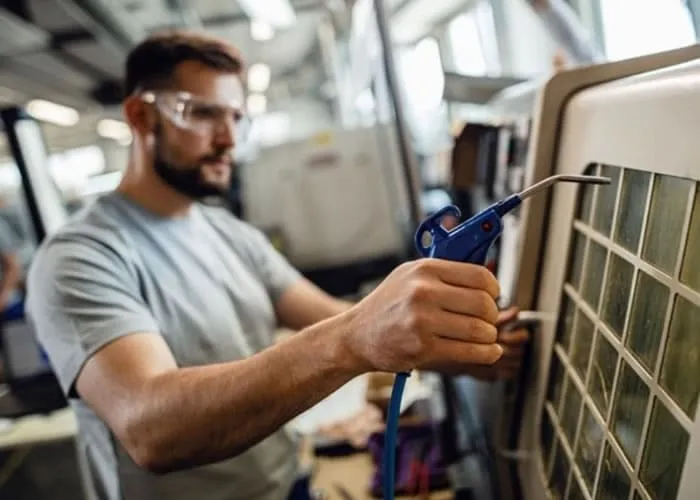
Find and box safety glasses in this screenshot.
[140,90,251,140]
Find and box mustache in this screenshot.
[199,150,233,165]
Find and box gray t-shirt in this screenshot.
[25,192,303,500]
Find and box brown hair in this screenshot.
[124,30,245,96]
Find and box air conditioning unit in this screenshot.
[498,43,700,500]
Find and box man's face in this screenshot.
[148,60,246,199]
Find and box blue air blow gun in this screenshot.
[382,174,611,500]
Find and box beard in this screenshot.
[152,127,232,200]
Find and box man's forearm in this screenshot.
[275,279,355,330]
[123,313,361,473]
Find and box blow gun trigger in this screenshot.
[414,205,461,257]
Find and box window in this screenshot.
[48,145,106,213]
[542,164,699,499]
[447,2,500,76]
[600,0,696,61]
[397,37,445,113]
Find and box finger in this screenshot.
[425,309,498,344]
[419,260,500,300]
[430,284,500,324]
[496,306,520,327]
[427,337,503,367]
[439,215,460,230]
[498,329,531,345]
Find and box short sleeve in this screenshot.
[25,236,160,396]
[244,227,302,302]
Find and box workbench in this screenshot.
[0,407,76,451]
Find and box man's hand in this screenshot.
[341,259,504,373]
[457,306,531,380]
[492,306,531,379]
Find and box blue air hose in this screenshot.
[383,371,409,500]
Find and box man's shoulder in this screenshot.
[34,196,132,265]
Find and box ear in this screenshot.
[123,95,155,137]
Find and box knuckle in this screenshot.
[487,345,505,364]
[487,302,500,325]
[404,334,426,359]
[476,289,492,310]
[464,317,497,343]
[473,290,498,322]
[481,322,499,343]
[413,258,438,276]
[407,279,433,304]
[399,331,428,365]
[403,308,428,333]
[473,266,500,298]
[398,260,418,274]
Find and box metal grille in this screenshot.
[540,164,700,500]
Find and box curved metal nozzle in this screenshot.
[518,174,611,200]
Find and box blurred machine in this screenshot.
[0,107,69,418]
[240,124,412,296]
[0,314,66,418]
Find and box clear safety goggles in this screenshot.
[140,90,250,140]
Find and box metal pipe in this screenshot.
[684,0,700,38]
[72,0,143,48]
[372,0,423,232]
[165,0,203,28]
[528,0,604,65]
[518,173,610,199]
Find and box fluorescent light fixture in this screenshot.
[97,118,132,143]
[250,20,275,41]
[247,93,267,116]
[399,38,444,112]
[248,63,271,93]
[26,99,79,127]
[237,0,296,28]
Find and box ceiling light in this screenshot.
[237,0,296,28]
[247,93,267,116]
[97,119,132,143]
[26,99,79,127]
[248,63,271,93]
[250,20,275,41]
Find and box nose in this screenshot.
[213,116,236,149]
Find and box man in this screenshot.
[25,31,528,500]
